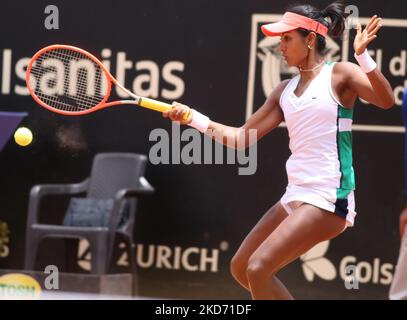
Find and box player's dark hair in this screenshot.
[286,1,348,55]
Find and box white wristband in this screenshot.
[188,109,210,133]
[354,49,377,73]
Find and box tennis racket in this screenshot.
[25,44,190,120]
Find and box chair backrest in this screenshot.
[87,153,147,198]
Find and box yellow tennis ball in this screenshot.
[14,127,33,147]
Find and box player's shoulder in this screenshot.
[275,79,291,94]
[332,61,361,74]
[263,79,291,108]
[268,79,291,101]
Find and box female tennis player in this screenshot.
[163,1,395,299]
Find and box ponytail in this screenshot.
[322,1,347,38]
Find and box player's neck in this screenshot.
[298,55,325,80]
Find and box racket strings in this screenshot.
[28,48,109,112]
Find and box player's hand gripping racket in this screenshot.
[25,44,190,121]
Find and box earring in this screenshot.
[308,44,313,50]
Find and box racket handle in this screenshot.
[139,97,190,122]
[139,97,172,112]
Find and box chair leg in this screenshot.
[123,236,137,296]
[89,234,109,274]
[129,242,138,297]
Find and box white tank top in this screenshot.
[279,62,355,200]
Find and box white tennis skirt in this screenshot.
[280,184,357,227]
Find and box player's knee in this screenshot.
[246,257,272,283]
[230,254,246,281]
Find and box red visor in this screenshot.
[261,12,328,37]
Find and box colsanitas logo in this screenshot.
[300,240,394,285]
[300,241,337,281]
[0,48,185,101]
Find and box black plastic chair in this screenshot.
[24,153,154,275]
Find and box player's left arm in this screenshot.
[341,15,395,109]
[338,62,395,109]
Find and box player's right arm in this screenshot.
[164,79,289,150]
